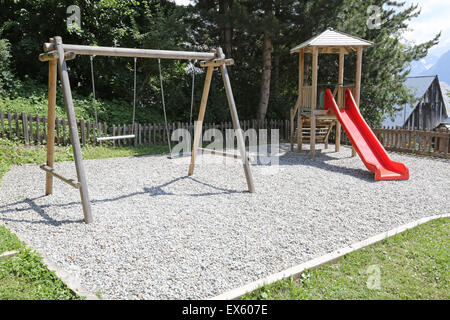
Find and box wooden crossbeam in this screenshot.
[43,43,216,61]
[39,165,80,189]
[39,50,76,62]
[198,148,253,162]
[200,58,234,68]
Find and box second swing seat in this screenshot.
[96,134,135,142]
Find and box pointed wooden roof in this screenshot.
[290,28,373,54]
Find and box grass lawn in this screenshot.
[0,226,83,300]
[0,138,169,299]
[243,218,449,300]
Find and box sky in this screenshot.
[174,0,450,58]
[402,0,450,58]
[174,0,192,6]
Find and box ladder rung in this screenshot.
[96,134,135,141]
[39,165,80,189]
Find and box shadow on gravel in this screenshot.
[251,146,375,182]
[0,176,245,225]
[282,152,373,182]
[0,197,83,226]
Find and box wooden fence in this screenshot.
[0,110,290,147]
[373,127,450,159]
[1,110,449,158]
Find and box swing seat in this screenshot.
[96,134,135,142]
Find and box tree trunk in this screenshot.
[273,45,280,102]
[219,0,233,58]
[258,29,272,121]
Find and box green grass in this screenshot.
[0,138,169,180]
[0,138,169,299]
[243,218,449,300]
[0,226,82,300]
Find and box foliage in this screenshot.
[188,0,439,126]
[0,78,168,125]
[0,0,201,123]
[0,39,16,95]
[0,0,441,126]
[243,218,450,300]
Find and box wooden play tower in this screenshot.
[289,28,373,158]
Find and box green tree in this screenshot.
[190,0,439,125]
[325,0,440,126]
[0,39,16,95]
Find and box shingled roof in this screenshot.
[290,28,373,54]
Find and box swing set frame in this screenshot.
[39,36,255,224]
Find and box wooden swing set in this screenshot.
[39,36,255,224]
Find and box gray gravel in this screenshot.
[0,143,449,299]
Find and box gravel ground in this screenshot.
[0,144,449,299]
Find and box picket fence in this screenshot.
[1,110,449,158]
[0,110,290,147]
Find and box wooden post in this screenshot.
[188,65,214,176]
[297,49,304,152]
[218,47,255,193]
[290,108,294,150]
[54,36,93,224]
[336,48,345,152]
[310,47,318,159]
[352,46,363,157]
[45,56,57,195]
[22,112,29,144]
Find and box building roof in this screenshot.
[381,76,436,128]
[406,76,437,99]
[290,28,373,54]
[440,81,450,115]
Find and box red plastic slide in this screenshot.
[324,88,409,181]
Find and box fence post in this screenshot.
[29,115,34,144]
[36,115,40,145]
[80,118,86,146]
[22,112,29,144]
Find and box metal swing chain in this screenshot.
[189,60,196,128]
[132,57,137,135]
[158,58,172,155]
[89,55,99,137]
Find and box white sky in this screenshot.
[174,0,193,6]
[174,0,449,57]
[402,0,450,57]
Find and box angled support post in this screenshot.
[218,48,255,193]
[189,48,255,193]
[188,62,214,176]
[54,36,93,224]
